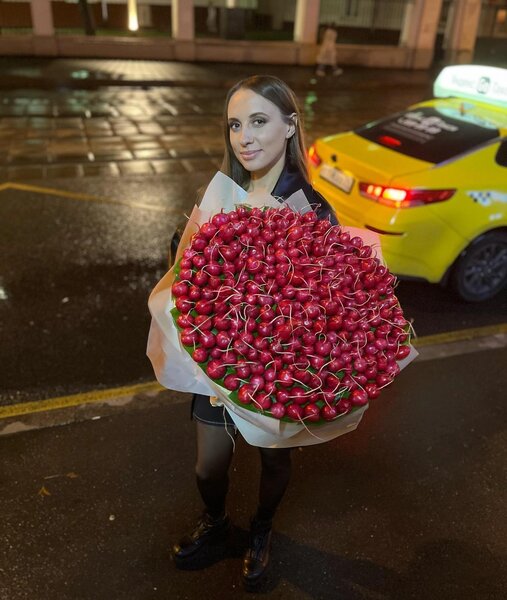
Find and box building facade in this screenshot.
[0,0,505,69]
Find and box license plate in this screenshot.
[320,164,354,193]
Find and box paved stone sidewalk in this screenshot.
[0,87,224,180]
[0,58,434,181]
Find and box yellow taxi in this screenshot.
[308,65,507,302]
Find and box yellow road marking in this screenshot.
[0,181,175,422]
[0,182,504,422]
[0,182,179,214]
[0,381,164,420]
[1,323,506,421]
[412,323,507,347]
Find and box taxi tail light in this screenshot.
[308,144,322,167]
[359,183,456,208]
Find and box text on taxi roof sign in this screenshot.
[434,65,507,109]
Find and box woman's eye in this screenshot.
[229,122,240,131]
[253,119,265,126]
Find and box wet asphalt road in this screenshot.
[1,173,506,405]
[2,346,506,599]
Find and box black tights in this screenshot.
[195,420,292,522]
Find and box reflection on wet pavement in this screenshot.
[0,74,433,181]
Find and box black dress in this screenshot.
[192,165,338,426]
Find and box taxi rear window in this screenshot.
[355,107,499,163]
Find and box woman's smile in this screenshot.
[240,149,261,160]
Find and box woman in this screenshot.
[172,75,337,587]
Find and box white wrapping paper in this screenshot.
[147,172,418,448]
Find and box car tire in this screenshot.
[450,231,507,302]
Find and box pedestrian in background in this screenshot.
[170,75,337,589]
[316,24,343,77]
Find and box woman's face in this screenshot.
[227,88,295,179]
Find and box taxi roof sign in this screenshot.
[434,65,507,109]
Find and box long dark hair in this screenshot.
[220,75,308,189]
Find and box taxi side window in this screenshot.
[495,140,507,167]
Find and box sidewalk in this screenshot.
[0,58,434,183]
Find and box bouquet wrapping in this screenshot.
[147,172,417,448]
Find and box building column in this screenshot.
[127,0,139,32]
[30,0,54,36]
[30,0,58,56]
[294,0,320,43]
[172,0,195,61]
[400,0,443,69]
[294,0,321,65]
[172,0,194,41]
[443,0,481,64]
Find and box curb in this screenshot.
[1,323,506,437]
[0,383,187,436]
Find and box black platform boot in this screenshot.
[172,512,231,561]
[241,517,272,588]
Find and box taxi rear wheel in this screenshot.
[450,232,507,302]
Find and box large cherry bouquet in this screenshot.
[147,173,416,447]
